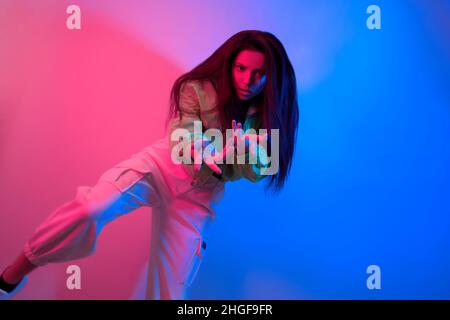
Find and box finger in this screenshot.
[206,161,222,175]
[223,138,232,155]
[237,124,244,142]
[260,133,268,142]
[249,141,257,157]
[231,120,236,139]
[243,133,255,140]
[193,145,203,172]
[194,151,201,172]
[204,152,223,173]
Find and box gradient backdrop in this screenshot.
[0,0,449,299]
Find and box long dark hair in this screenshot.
[168,30,299,192]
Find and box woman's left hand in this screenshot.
[231,120,268,156]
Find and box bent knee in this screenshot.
[74,183,122,222]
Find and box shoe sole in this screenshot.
[0,275,28,300]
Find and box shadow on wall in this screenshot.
[0,2,184,299]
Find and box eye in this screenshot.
[254,71,264,79]
[236,65,245,71]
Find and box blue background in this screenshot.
[191,1,450,299]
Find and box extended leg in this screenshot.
[1,167,159,292]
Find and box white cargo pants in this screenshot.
[23,138,225,299]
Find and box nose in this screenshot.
[242,72,254,88]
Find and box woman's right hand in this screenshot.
[191,138,225,175]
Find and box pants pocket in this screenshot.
[98,167,145,193]
[98,156,153,193]
[180,237,207,287]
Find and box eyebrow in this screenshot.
[235,62,265,72]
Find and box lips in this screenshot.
[239,88,252,95]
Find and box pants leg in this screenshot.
[23,167,160,267]
[22,140,225,299]
[145,195,215,299]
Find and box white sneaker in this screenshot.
[0,275,29,300]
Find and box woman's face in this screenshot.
[232,49,267,101]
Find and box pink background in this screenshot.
[1,0,315,299]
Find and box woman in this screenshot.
[0,30,299,299]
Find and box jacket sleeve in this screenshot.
[234,155,270,183]
[168,81,206,158]
[233,115,272,183]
